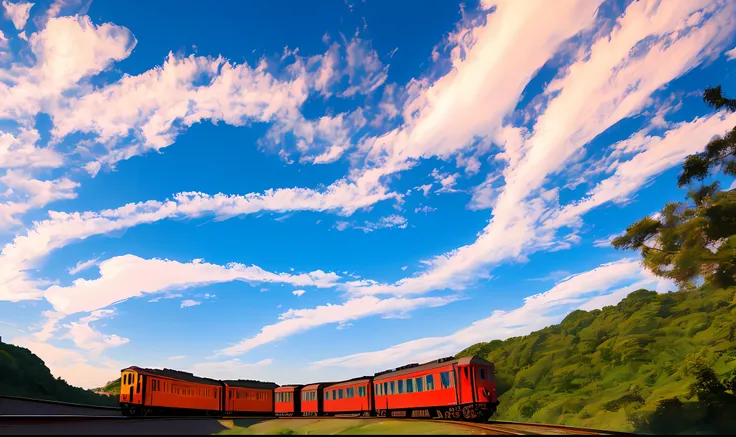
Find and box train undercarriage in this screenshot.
[122,401,497,423]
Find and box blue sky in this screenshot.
[1,0,736,389]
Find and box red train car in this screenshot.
[323,377,373,416]
[120,366,222,416]
[274,385,302,417]
[373,356,497,421]
[299,382,332,416]
[223,379,279,416]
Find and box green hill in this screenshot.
[93,378,122,396]
[0,341,119,407]
[458,285,736,434]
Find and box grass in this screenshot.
[213,418,486,435]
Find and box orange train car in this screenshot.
[299,382,333,416]
[223,379,279,416]
[373,356,498,421]
[274,384,302,417]
[323,377,373,416]
[120,366,221,416]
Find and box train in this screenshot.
[119,355,498,422]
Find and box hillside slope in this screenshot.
[0,341,119,407]
[457,286,736,433]
[94,378,121,396]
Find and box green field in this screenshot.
[214,418,485,435]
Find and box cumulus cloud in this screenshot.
[61,309,129,353]
[292,289,306,297]
[0,129,63,169]
[2,1,33,30]
[0,15,136,119]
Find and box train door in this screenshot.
[457,365,475,404]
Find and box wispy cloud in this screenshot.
[68,256,102,275]
[180,300,201,308]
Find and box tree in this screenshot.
[678,86,736,187]
[613,85,736,289]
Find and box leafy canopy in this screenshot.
[613,86,736,289]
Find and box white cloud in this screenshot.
[1,170,78,206]
[345,0,736,298]
[2,1,33,30]
[0,179,394,303]
[67,256,101,275]
[0,171,79,229]
[726,46,736,60]
[311,259,661,371]
[12,336,123,388]
[217,294,459,357]
[0,15,136,119]
[168,355,186,360]
[414,205,436,214]
[44,254,341,316]
[292,289,306,297]
[431,169,461,194]
[0,129,63,169]
[546,110,736,230]
[61,309,129,353]
[180,300,201,308]
[414,184,432,196]
[355,214,407,233]
[189,358,274,381]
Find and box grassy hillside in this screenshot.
[0,341,119,407]
[457,285,736,434]
[94,378,122,396]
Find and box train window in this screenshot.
[390,381,395,394]
[440,371,452,389]
[397,380,404,394]
[332,390,336,400]
[406,379,414,393]
[347,388,354,398]
[415,377,423,392]
[426,375,435,391]
[479,368,486,380]
[312,392,316,401]
[325,391,330,401]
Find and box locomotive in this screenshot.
[119,355,498,422]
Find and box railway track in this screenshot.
[0,396,629,435]
[0,414,630,435]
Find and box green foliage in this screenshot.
[612,186,736,289]
[0,341,118,406]
[678,86,736,187]
[93,377,122,396]
[456,285,736,433]
[615,85,736,290]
